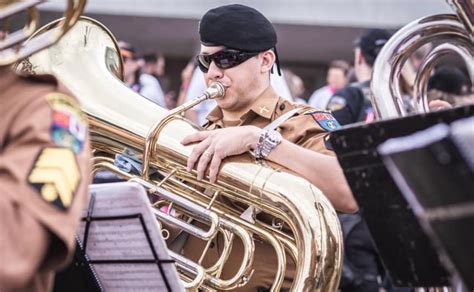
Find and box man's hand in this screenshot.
[429,99,452,111]
[181,126,262,182]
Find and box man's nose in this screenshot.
[206,61,224,80]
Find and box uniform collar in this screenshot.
[249,85,279,119]
[205,85,280,124]
[206,106,224,124]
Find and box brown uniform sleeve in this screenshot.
[278,105,338,156]
[0,193,52,290]
[0,78,91,289]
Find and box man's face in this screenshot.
[155,56,166,76]
[353,47,364,81]
[327,68,347,90]
[123,57,141,80]
[199,45,263,112]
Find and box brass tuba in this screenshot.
[19,17,343,291]
[371,0,473,119]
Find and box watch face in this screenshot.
[269,130,282,143]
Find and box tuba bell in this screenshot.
[18,17,343,291]
[371,0,473,119]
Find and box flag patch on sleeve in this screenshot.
[45,93,87,153]
[307,111,341,131]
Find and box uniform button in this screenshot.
[279,104,286,111]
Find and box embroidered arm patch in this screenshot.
[306,110,341,131]
[46,92,87,153]
[28,147,80,210]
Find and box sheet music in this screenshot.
[77,182,184,292]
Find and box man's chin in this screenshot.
[216,97,232,109]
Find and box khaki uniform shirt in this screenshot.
[181,86,339,291]
[0,68,91,291]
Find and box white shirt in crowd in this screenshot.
[139,73,166,108]
[308,85,335,110]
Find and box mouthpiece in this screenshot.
[205,82,226,99]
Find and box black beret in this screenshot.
[354,29,391,65]
[428,66,471,95]
[199,4,277,52]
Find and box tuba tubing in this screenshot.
[371,0,473,119]
[0,0,87,66]
[371,13,473,119]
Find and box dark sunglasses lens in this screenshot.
[196,55,210,73]
[214,51,240,69]
[197,51,256,72]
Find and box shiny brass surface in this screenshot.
[371,0,473,118]
[0,0,86,65]
[447,0,473,36]
[22,17,343,291]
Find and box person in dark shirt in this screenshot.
[327,29,399,292]
[327,29,391,125]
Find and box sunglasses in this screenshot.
[196,50,259,73]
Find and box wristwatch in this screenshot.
[255,130,282,160]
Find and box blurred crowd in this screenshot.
[118,34,473,128]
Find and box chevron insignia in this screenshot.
[28,147,80,210]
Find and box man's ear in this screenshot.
[260,50,276,73]
[355,48,364,66]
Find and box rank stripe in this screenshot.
[28,148,80,209]
[33,148,80,186]
[29,168,74,207]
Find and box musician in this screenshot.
[327,29,392,124]
[0,17,91,292]
[180,4,357,290]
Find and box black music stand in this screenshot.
[328,104,474,287]
[55,182,183,292]
[379,117,474,290]
[54,239,103,292]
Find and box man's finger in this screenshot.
[187,138,211,171]
[209,154,223,183]
[196,149,213,180]
[181,131,210,145]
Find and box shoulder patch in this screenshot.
[28,147,81,210]
[45,92,87,153]
[308,111,341,131]
[327,96,347,111]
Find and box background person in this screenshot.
[308,59,350,109]
[139,53,167,107]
